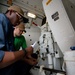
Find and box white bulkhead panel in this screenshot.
[42,0,75,53]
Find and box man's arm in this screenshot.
[0,50,25,68]
[0,46,33,69]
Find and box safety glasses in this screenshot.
[15,12,23,22]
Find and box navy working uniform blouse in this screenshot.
[0,13,15,75]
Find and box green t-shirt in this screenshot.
[14,35,27,51]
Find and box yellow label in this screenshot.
[7,0,12,5]
[46,0,52,5]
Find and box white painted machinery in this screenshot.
[38,0,75,75]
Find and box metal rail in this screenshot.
[35,66,66,74]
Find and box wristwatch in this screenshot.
[23,49,27,55]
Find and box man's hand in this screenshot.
[25,46,33,55]
[23,55,38,66]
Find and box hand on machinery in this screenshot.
[24,41,38,55]
[23,53,38,66]
[24,55,38,66]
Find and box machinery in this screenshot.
[36,0,75,75]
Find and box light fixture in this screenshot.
[27,12,36,18]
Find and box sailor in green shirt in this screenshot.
[14,34,27,51]
[14,23,38,75]
[14,23,27,51]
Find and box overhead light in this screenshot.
[27,12,36,18]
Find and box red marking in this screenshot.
[32,22,38,26]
